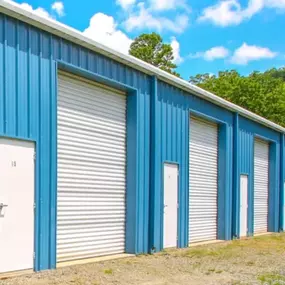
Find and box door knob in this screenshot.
[0,203,8,208]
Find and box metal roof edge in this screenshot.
[1,0,285,133]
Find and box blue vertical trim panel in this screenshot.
[0,15,4,134]
[125,90,138,254]
[268,142,279,232]
[217,123,233,240]
[149,76,158,252]
[0,13,151,271]
[280,134,285,231]
[239,116,280,236]
[49,60,57,269]
[232,113,240,238]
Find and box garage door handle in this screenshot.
[0,203,8,208]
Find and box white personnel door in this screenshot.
[163,163,178,248]
[254,139,269,234]
[0,139,35,273]
[189,116,218,243]
[240,175,248,237]
[57,74,127,262]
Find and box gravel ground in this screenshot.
[1,233,285,285]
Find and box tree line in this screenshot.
[129,33,285,127]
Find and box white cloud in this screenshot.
[170,37,183,64]
[149,0,191,11]
[124,3,189,33]
[265,0,285,9]
[51,1,65,17]
[231,43,277,65]
[204,46,230,60]
[199,0,285,27]
[116,0,136,10]
[83,13,133,54]
[189,46,230,61]
[18,2,52,19]
[198,0,263,27]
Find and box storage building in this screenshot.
[0,0,284,274]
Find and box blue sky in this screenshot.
[9,0,285,79]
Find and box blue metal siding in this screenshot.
[1,10,284,272]
[218,124,233,240]
[233,116,281,236]
[149,80,234,251]
[280,134,285,231]
[0,13,151,270]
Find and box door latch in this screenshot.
[0,203,8,209]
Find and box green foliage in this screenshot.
[129,32,180,77]
[266,67,285,81]
[258,273,285,285]
[189,68,285,127]
[103,268,113,275]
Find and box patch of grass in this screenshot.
[258,273,285,285]
[175,233,285,261]
[215,269,223,274]
[103,269,113,275]
[207,268,216,273]
[181,245,239,259]
[182,248,221,258]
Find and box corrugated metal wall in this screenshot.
[281,134,285,231]
[0,10,284,272]
[0,15,57,271]
[149,80,234,251]
[0,13,151,271]
[233,116,281,236]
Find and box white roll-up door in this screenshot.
[57,73,127,262]
[189,116,218,243]
[254,139,269,234]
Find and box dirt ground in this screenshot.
[1,233,285,285]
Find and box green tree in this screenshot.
[266,67,285,81]
[189,69,285,127]
[129,33,180,77]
